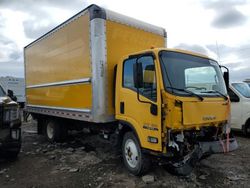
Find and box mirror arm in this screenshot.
[136,88,157,115]
[133,54,158,115]
[135,56,154,105]
[220,65,229,72]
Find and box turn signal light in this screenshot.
[148,136,158,143]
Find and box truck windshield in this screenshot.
[232,83,250,98]
[159,51,227,97]
[0,85,6,97]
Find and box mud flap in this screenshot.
[166,145,203,176]
[199,137,238,154]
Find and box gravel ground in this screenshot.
[0,120,249,188]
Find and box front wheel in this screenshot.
[3,145,21,160]
[243,122,250,137]
[4,150,20,159]
[122,132,150,176]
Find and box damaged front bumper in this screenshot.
[199,137,238,154]
[165,137,238,176]
[0,128,22,155]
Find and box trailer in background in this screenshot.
[0,77,25,108]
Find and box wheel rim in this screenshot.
[124,138,139,168]
[247,127,250,134]
[47,123,54,139]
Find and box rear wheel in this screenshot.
[122,132,150,176]
[46,120,67,143]
[37,118,46,135]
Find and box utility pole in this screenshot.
[216,41,221,63]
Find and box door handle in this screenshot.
[150,103,157,115]
[120,102,125,114]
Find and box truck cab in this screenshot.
[229,82,250,136]
[0,84,21,158]
[115,48,237,175]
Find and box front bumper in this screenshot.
[0,128,21,154]
[164,137,238,176]
[199,137,238,154]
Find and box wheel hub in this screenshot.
[247,127,250,134]
[47,123,54,139]
[124,139,139,168]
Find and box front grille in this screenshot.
[11,109,18,120]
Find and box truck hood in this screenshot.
[162,91,230,130]
[0,96,17,106]
[182,100,229,126]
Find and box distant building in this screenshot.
[0,76,25,106]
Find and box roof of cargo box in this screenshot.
[24,4,166,48]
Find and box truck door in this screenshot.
[117,55,162,151]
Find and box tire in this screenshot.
[243,121,250,137]
[46,120,67,143]
[164,147,201,176]
[3,147,21,160]
[122,132,151,176]
[37,118,46,135]
[5,150,20,160]
[165,158,194,176]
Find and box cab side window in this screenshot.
[123,58,136,90]
[123,56,157,102]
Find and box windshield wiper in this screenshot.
[166,87,204,101]
[201,90,228,100]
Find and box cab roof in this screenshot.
[127,48,215,62]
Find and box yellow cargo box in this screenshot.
[24,4,166,123]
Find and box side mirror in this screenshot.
[7,89,17,102]
[223,71,229,90]
[133,62,143,88]
[220,65,229,91]
[7,89,14,96]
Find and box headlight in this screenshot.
[4,108,19,122]
[4,110,10,122]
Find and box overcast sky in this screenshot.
[0,0,249,81]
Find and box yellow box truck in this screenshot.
[24,4,237,175]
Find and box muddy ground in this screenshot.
[0,120,250,188]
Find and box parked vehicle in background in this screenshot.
[229,82,250,136]
[24,4,237,175]
[243,79,250,88]
[0,77,25,108]
[0,84,21,158]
